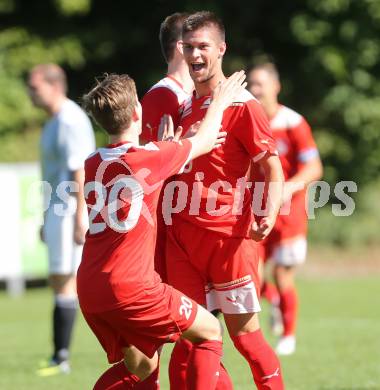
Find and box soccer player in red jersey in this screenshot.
[166,12,285,390]
[77,71,246,390]
[141,12,193,145]
[248,62,323,355]
[141,12,193,285]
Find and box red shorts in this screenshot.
[81,283,197,363]
[166,217,261,314]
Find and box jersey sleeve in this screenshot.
[141,87,181,143]
[60,119,95,171]
[153,139,192,181]
[234,100,278,162]
[289,117,319,164]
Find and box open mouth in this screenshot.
[191,63,205,72]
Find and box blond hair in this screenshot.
[82,74,137,135]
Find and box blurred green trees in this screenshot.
[0,0,379,245]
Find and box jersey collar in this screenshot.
[106,140,133,149]
[166,75,184,90]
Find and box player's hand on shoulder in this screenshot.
[184,121,226,149]
[211,70,247,110]
[158,114,182,142]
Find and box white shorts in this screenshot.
[44,198,85,275]
[206,278,262,314]
[272,237,307,267]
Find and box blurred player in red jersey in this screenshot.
[248,62,323,355]
[141,12,192,284]
[78,71,246,390]
[166,12,285,390]
[141,12,193,145]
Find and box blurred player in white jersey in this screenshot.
[28,63,95,375]
[248,62,323,355]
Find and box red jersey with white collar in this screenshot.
[254,105,319,240]
[269,105,318,180]
[141,76,191,143]
[77,139,192,313]
[174,89,278,238]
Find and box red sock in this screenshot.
[134,366,159,389]
[186,340,223,390]
[261,281,280,305]
[169,339,192,388]
[93,361,140,389]
[279,287,298,336]
[169,339,233,390]
[217,362,234,390]
[232,330,284,390]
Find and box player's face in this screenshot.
[248,69,280,104]
[182,26,226,84]
[28,72,55,108]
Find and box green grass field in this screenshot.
[1,276,379,390]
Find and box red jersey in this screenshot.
[269,105,318,181]
[141,77,191,281]
[77,139,192,313]
[141,76,191,143]
[174,89,278,238]
[254,105,319,238]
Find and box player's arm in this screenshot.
[234,98,284,241]
[188,71,246,159]
[72,168,87,245]
[283,119,323,203]
[283,157,323,203]
[60,120,94,244]
[251,154,284,242]
[158,116,227,149]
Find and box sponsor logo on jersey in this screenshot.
[200,97,212,109]
[226,296,239,303]
[181,99,193,119]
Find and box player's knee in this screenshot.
[206,315,223,341]
[124,350,158,381]
[274,265,296,291]
[49,274,76,294]
[135,357,157,381]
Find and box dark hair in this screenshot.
[159,12,190,63]
[82,74,138,135]
[247,62,280,81]
[182,11,225,41]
